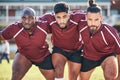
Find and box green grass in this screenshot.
[0,59,105,80]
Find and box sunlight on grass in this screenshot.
[90,67,104,80]
[0,59,104,80]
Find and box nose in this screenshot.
[91,21,95,25]
[25,19,29,23]
[60,18,64,23]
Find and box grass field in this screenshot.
[0,59,105,80]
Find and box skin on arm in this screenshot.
[117,54,120,80]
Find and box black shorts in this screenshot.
[81,53,116,72]
[32,54,54,70]
[52,46,83,63]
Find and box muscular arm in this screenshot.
[39,13,53,33]
[117,54,120,80]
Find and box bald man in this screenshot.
[0,7,55,80]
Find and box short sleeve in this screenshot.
[2,23,18,39]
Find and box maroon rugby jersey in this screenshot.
[1,21,50,63]
[78,21,120,61]
[39,10,85,52]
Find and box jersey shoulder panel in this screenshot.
[2,22,23,39]
[38,12,55,22]
[78,20,87,31]
[70,10,86,23]
[37,21,48,32]
[103,23,118,34]
[102,23,120,44]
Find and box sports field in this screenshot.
[0,59,105,80]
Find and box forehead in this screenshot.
[55,12,68,17]
[86,12,101,18]
[22,14,34,18]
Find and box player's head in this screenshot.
[54,2,70,29]
[86,0,103,33]
[21,7,36,30]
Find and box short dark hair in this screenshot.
[87,0,102,14]
[54,2,70,14]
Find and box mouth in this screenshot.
[90,25,98,29]
[23,25,32,30]
[22,23,32,30]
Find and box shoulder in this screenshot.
[3,21,22,31]
[42,12,54,18]
[1,22,23,39]
[102,23,120,45]
[102,23,120,39]
[38,12,55,21]
[78,20,88,31]
[102,23,118,33]
[79,20,87,26]
[37,20,48,27]
[70,10,86,18]
[38,13,56,25]
[71,10,86,15]
[36,21,49,32]
[70,10,86,22]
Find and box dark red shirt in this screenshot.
[39,10,85,52]
[78,21,120,61]
[2,21,50,63]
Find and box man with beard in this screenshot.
[0,7,55,80]
[39,1,85,80]
[77,1,120,80]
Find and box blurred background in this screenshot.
[0,0,120,59]
[0,0,119,80]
